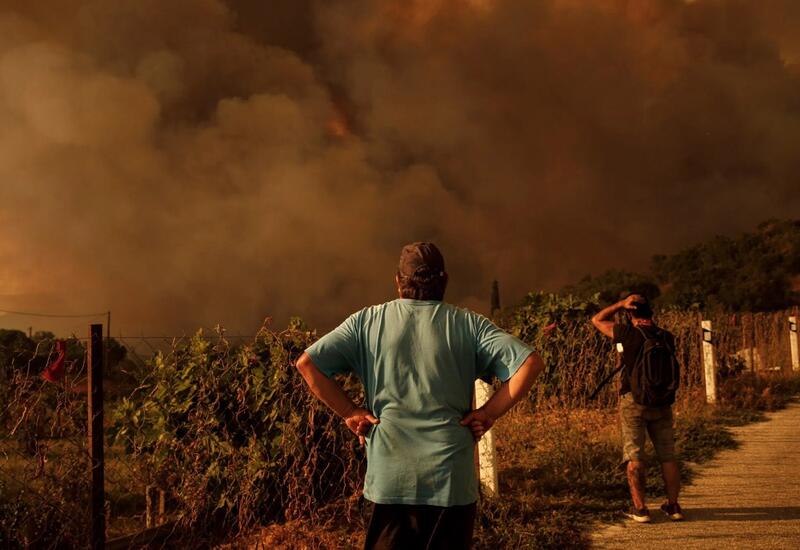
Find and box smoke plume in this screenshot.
[1,0,799,335]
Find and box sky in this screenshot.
[1,0,799,336]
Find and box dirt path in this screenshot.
[592,402,800,550]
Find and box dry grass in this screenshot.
[230,498,367,550]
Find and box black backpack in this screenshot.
[629,327,680,406]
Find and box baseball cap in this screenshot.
[397,242,446,280]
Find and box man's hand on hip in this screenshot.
[460,353,543,442]
[460,407,495,442]
[344,407,380,445]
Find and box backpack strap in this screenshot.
[636,325,675,353]
[632,326,651,365]
[635,325,658,341]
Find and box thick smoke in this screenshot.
[1,0,799,335]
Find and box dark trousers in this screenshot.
[364,502,477,550]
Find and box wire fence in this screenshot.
[522,308,799,410]
[1,308,798,547]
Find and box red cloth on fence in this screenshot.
[42,340,66,382]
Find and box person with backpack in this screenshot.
[591,293,684,523]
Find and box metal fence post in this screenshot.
[701,320,718,404]
[474,380,499,496]
[789,316,799,372]
[88,324,105,549]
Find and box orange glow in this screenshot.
[0,238,41,297]
[327,117,349,139]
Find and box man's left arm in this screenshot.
[461,352,544,439]
[464,317,546,440]
[295,352,378,444]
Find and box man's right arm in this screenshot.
[591,294,640,338]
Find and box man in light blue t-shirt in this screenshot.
[296,242,544,549]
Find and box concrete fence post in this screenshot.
[474,379,499,496]
[789,316,799,372]
[701,320,718,404]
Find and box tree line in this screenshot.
[562,219,800,311]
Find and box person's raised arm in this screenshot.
[591,294,641,338]
[295,352,378,444]
[460,351,544,438]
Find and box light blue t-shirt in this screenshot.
[305,298,534,507]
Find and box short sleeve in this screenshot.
[305,311,362,378]
[475,316,534,382]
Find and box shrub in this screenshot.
[109,322,366,543]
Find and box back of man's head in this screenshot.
[396,242,448,300]
[627,293,653,320]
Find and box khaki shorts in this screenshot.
[619,392,676,464]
